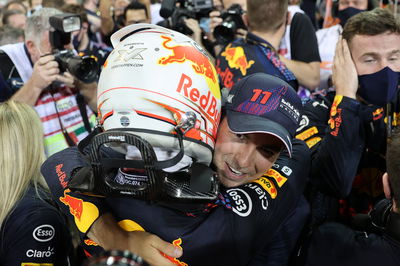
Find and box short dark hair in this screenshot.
[246,0,287,33]
[387,127,400,209]
[61,4,89,24]
[3,0,28,13]
[42,0,64,9]
[2,9,25,26]
[342,8,400,44]
[124,1,148,21]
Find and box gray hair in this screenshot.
[24,7,62,45]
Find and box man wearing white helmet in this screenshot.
[41,24,310,265]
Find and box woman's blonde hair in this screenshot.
[0,101,47,226]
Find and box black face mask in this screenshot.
[358,66,400,107]
[338,7,364,26]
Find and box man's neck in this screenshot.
[250,27,284,50]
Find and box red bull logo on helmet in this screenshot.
[158,35,220,102]
[176,73,220,140]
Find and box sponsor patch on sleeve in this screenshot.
[253,177,278,199]
[296,126,318,141]
[306,136,322,148]
[264,169,287,187]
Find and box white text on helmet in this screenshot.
[176,73,219,122]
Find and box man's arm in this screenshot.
[282,12,321,90]
[280,58,320,89]
[88,213,182,266]
[98,0,115,36]
[295,38,362,197]
[41,147,182,265]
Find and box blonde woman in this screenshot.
[0,101,72,265]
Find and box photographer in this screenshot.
[213,0,320,92]
[0,7,98,157]
[156,0,216,56]
[215,0,298,90]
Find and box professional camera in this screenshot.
[49,13,98,83]
[213,4,247,44]
[158,0,213,35]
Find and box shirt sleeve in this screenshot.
[1,206,72,265]
[295,94,364,197]
[290,13,321,63]
[41,147,108,235]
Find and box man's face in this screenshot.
[28,31,52,63]
[213,118,283,187]
[338,0,368,11]
[222,0,246,10]
[125,9,149,25]
[7,13,26,28]
[349,32,400,75]
[114,0,130,17]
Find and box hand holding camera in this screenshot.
[30,54,61,91]
[49,13,99,85]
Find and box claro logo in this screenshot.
[33,225,55,242]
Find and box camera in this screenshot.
[158,0,213,36]
[49,13,98,83]
[213,4,247,45]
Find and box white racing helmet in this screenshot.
[97,23,221,166]
[70,24,222,201]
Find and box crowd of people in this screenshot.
[0,0,399,265]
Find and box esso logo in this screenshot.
[33,225,55,242]
[227,188,252,217]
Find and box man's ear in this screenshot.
[383,172,392,199]
[25,39,36,54]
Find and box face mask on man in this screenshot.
[358,66,400,107]
[338,7,364,26]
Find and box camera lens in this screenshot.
[213,20,236,44]
[67,56,99,83]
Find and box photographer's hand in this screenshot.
[184,18,202,45]
[209,10,222,43]
[56,71,75,88]
[11,54,59,106]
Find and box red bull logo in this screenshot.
[159,35,217,83]
[59,189,99,233]
[55,164,67,189]
[158,35,220,101]
[328,95,343,136]
[176,73,220,129]
[221,44,255,76]
[59,190,83,221]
